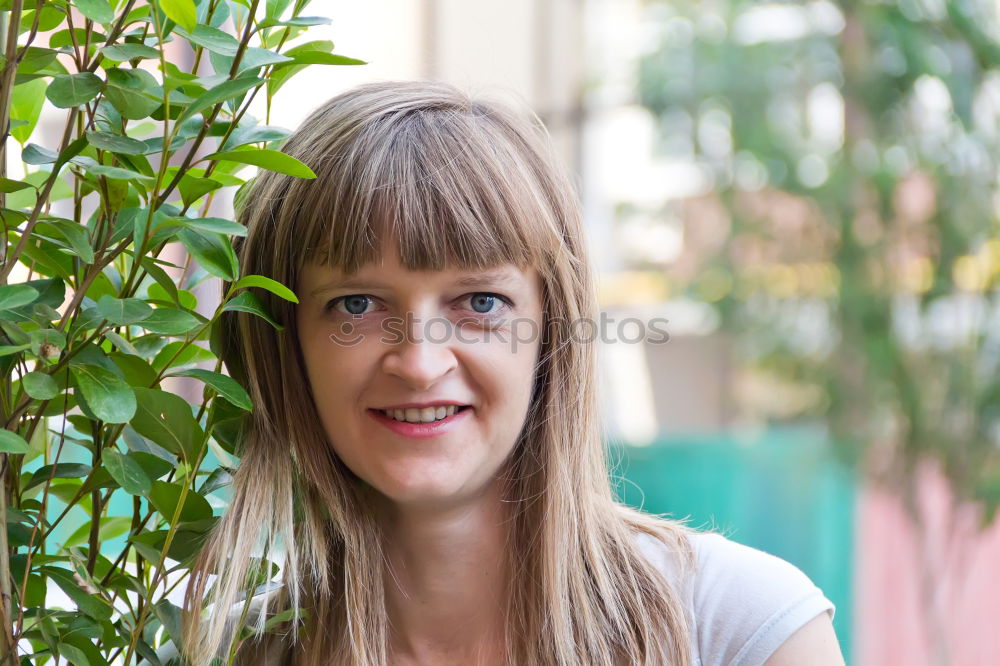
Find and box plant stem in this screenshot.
[0,4,21,662]
[0,456,15,666]
[0,0,24,221]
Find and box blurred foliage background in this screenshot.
[634,0,1000,528]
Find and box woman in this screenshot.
[177,80,844,665]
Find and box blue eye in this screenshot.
[469,294,496,313]
[466,293,511,315]
[328,295,375,315]
[325,293,511,317]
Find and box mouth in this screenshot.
[372,404,472,424]
[367,405,472,439]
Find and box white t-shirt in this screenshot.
[151,531,835,665]
[637,531,836,666]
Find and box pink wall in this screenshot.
[854,462,1000,665]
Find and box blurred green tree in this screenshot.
[637,1,1000,659]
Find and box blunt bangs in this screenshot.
[276,101,564,278]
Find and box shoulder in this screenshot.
[636,530,836,666]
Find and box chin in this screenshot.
[372,472,485,510]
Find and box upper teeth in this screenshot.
[382,405,459,423]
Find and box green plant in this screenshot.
[0,0,363,663]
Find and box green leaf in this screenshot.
[43,566,114,621]
[0,284,39,310]
[0,344,30,357]
[151,340,214,372]
[97,295,153,325]
[260,15,330,28]
[104,68,161,120]
[178,174,224,207]
[22,371,59,400]
[140,307,202,335]
[8,237,72,282]
[234,275,299,303]
[48,27,104,50]
[220,123,291,151]
[5,171,71,208]
[285,52,366,67]
[148,480,213,525]
[21,143,58,164]
[0,178,33,193]
[160,0,197,32]
[10,78,48,144]
[177,228,238,280]
[0,431,30,454]
[25,464,91,492]
[70,363,137,424]
[151,284,198,310]
[0,209,27,227]
[265,0,293,21]
[1,321,29,345]
[16,47,63,75]
[175,24,240,56]
[181,216,247,236]
[109,351,157,387]
[37,218,95,264]
[86,131,148,155]
[63,514,132,549]
[199,466,233,495]
[131,388,205,462]
[75,0,114,24]
[46,73,103,108]
[105,330,139,355]
[103,448,152,495]
[266,40,332,96]
[124,426,177,465]
[170,368,252,410]
[234,47,294,74]
[176,76,263,127]
[222,291,283,330]
[128,530,167,562]
[130,450,174,481]
[100,43,161,62]
[204,148,315,179]
[76,159,155,183]
[156,598,184,643]
[56,644,91,666]
[140,255,182,307]
[132,523,212,563]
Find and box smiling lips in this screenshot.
[368,405,472,438]
[377,405,466,424]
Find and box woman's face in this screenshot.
[295,242,545,510]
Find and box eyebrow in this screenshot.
[309,268,524,297]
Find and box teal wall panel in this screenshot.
[610,426,856,662]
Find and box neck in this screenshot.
[377,483,510,665]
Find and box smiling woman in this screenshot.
[170,81,844,666]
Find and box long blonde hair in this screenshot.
[182,80,695,665]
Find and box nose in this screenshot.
[380,318,458,391]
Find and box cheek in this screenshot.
[298,330,369,414]
[476,337,541,417]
